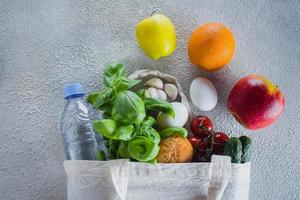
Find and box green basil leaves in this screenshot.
[93,119,135,141]
[159,127,188,139]
[144,98,175,118]
[113,91,146,125]
[103,63,127,87]
[128,136,160,162]
[87,64,179,163]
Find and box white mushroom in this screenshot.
[164,83,178,101]
[156,89,167,100]
[144,78,163,89]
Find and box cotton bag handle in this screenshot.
[110,159,129,200]
[208,155,232,200]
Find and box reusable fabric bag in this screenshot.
[63,155,251,200]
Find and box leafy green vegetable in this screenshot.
[103,63,127,87]
[98,102,113,116]
[159,127,188,139]
[111,108,125,124]
[105,139,120,159]
[113,91,146,125]
[128,136,160,162]
[88,64,139,111]
[93,87,114,109]
[141,116,156,127]
[87,92,101,104]
[118,141,130,158]
[136,89,146,100]
[93,119,135,140]
[224,137,242,163]
[113,77,140,93]
[102,112,111,119]
[114,125,135,141]
[136,126,161,145]
[93,119,116,139]
[144,98,175,118]
[239,136,252,163]
[97,150,107,161]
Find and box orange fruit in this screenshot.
[188,22,235,71]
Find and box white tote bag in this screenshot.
[63,155,250,200]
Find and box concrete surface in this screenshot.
[0,0,299,199]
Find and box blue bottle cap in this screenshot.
[63,83,85,99]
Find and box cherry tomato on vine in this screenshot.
[188,136,207,149]
[190,115,213,138]
[214,132,229,144]
[212,132,229,155]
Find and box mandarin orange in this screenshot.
[188,22,235,71]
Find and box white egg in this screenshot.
[157,102,189,129]
[190,77,218,111]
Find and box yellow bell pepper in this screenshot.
[136,14,176,60]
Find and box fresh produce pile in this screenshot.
[87,64,251,164]
[88,64,190,163]
[85,13,285,164]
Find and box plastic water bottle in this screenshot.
[61,83,99,160]
[89,106,108,160]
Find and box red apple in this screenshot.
[227,75,285,130]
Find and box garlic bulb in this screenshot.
[144,78,163,89]
[145,87,158,99]
[156,89,167,100]
[128,69,191,127]
[164,83,178,101]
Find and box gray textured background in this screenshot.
[1,0,299,199]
